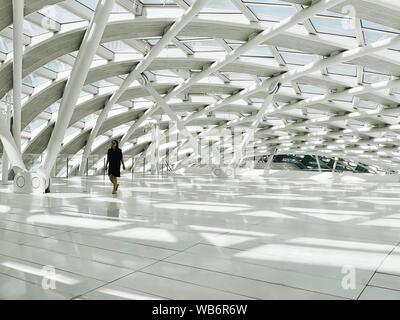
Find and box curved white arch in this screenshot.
[1,0,400,183]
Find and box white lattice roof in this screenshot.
[1,0,400,171]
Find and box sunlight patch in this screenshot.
[26,214,130,229]
[107,227,177,243]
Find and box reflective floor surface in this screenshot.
[0,172,399,300]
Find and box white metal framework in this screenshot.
[0,0,400,184]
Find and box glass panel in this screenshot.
[77,0,128,13]
[280,51,320,66]
[92,80,115,88]
[358,99,379,110]
[348,119,367,128]
[23,20,48,37]
[327,63,357,77]
[65,126,81,137]
[185,0,240,12]
[79,91,91,98]
[298,84,327,95]
[152,70,180,78]
[141,0,176,3]
[44,102,60,114]
[363,29,394,45]
[145,6,184,18]
[247,4,296,21]
[27,118,47,132]
[243,0,288,4]
[144,37,161,46]
[23,74,49,87]
[311,16,356,37]
[102,40,138,53]
[0,37,12,53]
[222,72,255,81]
[38,5,85,24]
[363,71,391,84]
[182,39,225,52]
[44,60,72,72]
[362,20,399,33]
[82,113,98,123]
[77,0,98,10]
[230,44,274,57]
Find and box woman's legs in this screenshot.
[109,175,119,193]
[109,175,116,193]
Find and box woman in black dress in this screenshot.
[106,140,125,194]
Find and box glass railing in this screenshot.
[241,155,394,174]
[0,152,394,179]
[0,153,175,179]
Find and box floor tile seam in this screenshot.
[155,260,352,300]
[70,246,187,300]
[356,241,400,299]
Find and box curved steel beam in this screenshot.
[182,33,400,127]
[22,81,248,157]
[19,56,285,128]
[39,0,116,182]
[119,0,348,146]
[12,0,24,151]
[0,0,63,32]
[0,17,357,101]
[79,0,210,174]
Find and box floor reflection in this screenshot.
[0,172,400,300]
[107,202,120,218]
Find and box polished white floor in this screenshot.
[0,171,400,300]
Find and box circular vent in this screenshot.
[225,168,233,176]
[16,175,25,188]
[31,176,40,189]
[213,168,222,176]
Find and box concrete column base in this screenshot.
[13,171,48,194]
[211,166,236,178]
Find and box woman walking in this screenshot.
[106,140,125,194]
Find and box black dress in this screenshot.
[107,148,123,177]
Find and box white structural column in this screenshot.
[142,76,201,157]
[120,107,155,147]
[179,82,279,168]
[2,97,12,184]
[79,0,209,174]
[155,122,161,174]
[120,0,347,145]
[316,155,321,172]
[2,151,9,184]
[40,0,115,182]
[12,0,24,152]
[230,82,280,166]
[332,157,338,172]
[0,107,26,172]
[264,148,277,175]
[150,122,160,174]
[1,156,9,184]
